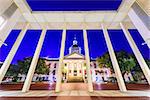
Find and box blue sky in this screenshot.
[26,0,122,11]
[0,29,149,64]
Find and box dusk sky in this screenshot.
[0,29,149,64]
[26,0,122,11]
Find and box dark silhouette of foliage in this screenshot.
[17,57,49,75]
[96,50,149,82]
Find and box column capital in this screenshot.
[82,22,88,29]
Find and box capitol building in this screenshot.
[44,36,112,83]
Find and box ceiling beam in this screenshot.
[136,0,150,16]
[13,0,42,28]
[108,0,136,28]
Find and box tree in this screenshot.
[97,50,148,83]
[35,58,49,74]
[115,51,136,74]
[17,57,49,75]
[120,57,136,73]
[145,59,150,69]
[96,52,112,69]
[97,51,136,75]
[5,65,18,76]
[17,57,32,74]
[5,64,19,82]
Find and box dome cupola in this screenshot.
[69,35,81,54]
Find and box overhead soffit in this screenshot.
[13,0,136,29]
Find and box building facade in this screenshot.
[45,37,112,83]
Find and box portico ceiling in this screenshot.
[13,0,136,29]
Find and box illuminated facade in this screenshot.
[45,37,112,83]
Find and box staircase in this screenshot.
[61,83,88,91]
[67,76,84,83]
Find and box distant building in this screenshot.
[44,36,112,83]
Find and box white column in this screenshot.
[78,63,81,76]
[0,23,29,84]
[77,63,80,76]
[55,28,66,92]
[72,63,74,76]
[128,7,150,48]
[22,28,47,92]
[82,63,84,77]
[66,62,69,81]
[83,28,93,92]
[120,23,150,85]
[82,62,85,82]
[101,24,127,92]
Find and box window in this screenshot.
[65,63,67,66]
[0,16,5,27]
[80,70,81,73]
[53,70,55,75]
[69,70,71,73]
[54,63,57,68]
[94,63,97,68]
[48,63,51,68]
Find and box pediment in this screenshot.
[64,53,84,59]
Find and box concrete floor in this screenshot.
[0,83,150,100]
[0,90,150,97]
